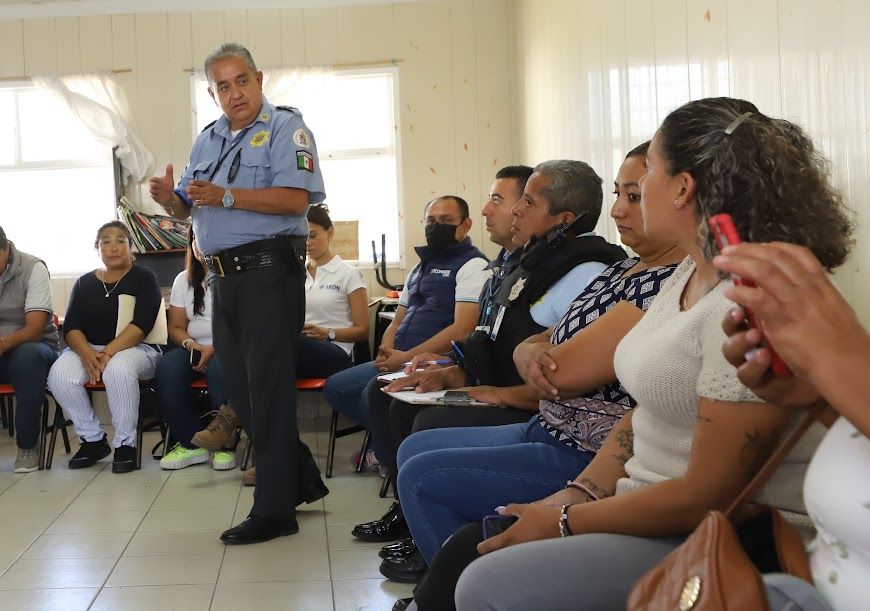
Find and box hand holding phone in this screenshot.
[190,348,202,367]
[708,214,790,377]
[482,514,519,540]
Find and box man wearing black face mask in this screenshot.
[322,194,489,472]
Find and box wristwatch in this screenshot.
[222,188,234,208]
[327,329,336,341]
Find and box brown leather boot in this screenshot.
[191,404,240,452]
[242,466,256,486]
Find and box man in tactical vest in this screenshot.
[356,161,626,583]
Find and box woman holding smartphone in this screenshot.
[155,228,233,471]
[443,97,853,611]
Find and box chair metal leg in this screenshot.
[241,437,254,471]
[37,398,48,470]
[379,470,391,498]
[46,405,65,470]
[326,410,339,478]
[136,414,143,470]
[60,417,71,453]
[355,429,372,475]
[0,397,7,430]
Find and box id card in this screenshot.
[490,305,506,340]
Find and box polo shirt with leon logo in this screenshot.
[305,255,367,355]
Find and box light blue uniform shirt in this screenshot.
[175,95,326,255]
[529,232,609,327]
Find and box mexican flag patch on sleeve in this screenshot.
[296,150,314,172]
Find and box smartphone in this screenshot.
[190,348,202,367]
[708,213,790,377]
[482,514,518,540]
[440,390,474,406]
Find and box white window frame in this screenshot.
[0,81,116,277]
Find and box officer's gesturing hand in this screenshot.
[148,163,176,207]
[186,180,225,207]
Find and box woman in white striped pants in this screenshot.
[48,222,163,473]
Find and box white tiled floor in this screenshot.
[0,417,412,610]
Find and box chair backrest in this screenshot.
[352,340,371,365]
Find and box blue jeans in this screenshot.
[396,418,595,565]
[322,361,380,429]
[154,347,228,449]
[0,342,59,449]
[297,335,352,379]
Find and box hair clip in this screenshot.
[724,112,754,135]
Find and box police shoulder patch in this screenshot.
[293,128,311,149]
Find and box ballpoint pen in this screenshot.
[402,359,453,366]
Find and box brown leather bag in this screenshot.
[627,407,821,611]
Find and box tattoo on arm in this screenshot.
[611,430,635,466]
[697,414,714,423]
[578,477,611,499]
[740,429,780,479]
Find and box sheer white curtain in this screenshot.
[262,66,333,108]
[32,71,154,185]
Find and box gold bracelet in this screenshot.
[163,193,176,215]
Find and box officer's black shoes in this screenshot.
[221,515,299,544]
[112,445,136,474]
[69,435,111,469]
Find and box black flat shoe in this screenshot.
[296,476,330,506]
[392,597,414,611]
[69,435,111,469]
[352,501,410,542]
[379,548,428,584]
[379,537,418,560]
[112,445,136,474]
[220,515,299,544]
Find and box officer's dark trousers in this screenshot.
[212,259,305,521]
[366,377,532,490]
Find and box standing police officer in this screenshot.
[149,43,327,544]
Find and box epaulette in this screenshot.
[275,105,299,113]
[200,119,217,133]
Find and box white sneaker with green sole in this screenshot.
[212,450,236,471]
[160,443,209,470]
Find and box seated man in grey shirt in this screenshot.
[0,225,60,472]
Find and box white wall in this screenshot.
[0,0,515,312]
[508,0,869,325]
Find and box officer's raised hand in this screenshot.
[149,163,176,208]
[186,180,224,207]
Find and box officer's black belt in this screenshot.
[204,236,306,277]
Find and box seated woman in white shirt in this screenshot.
[155,228,234,471]
[299,203,370,378]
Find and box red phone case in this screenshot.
[709,214,790,377]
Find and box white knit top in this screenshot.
[612,258,824,518]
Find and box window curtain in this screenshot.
[262,66,333,108]
[32,71,154,185]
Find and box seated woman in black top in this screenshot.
[47,221,163,474]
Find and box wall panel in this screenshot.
[509,0,870,324]
[0,20,24,78]
[0,1,516,315]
